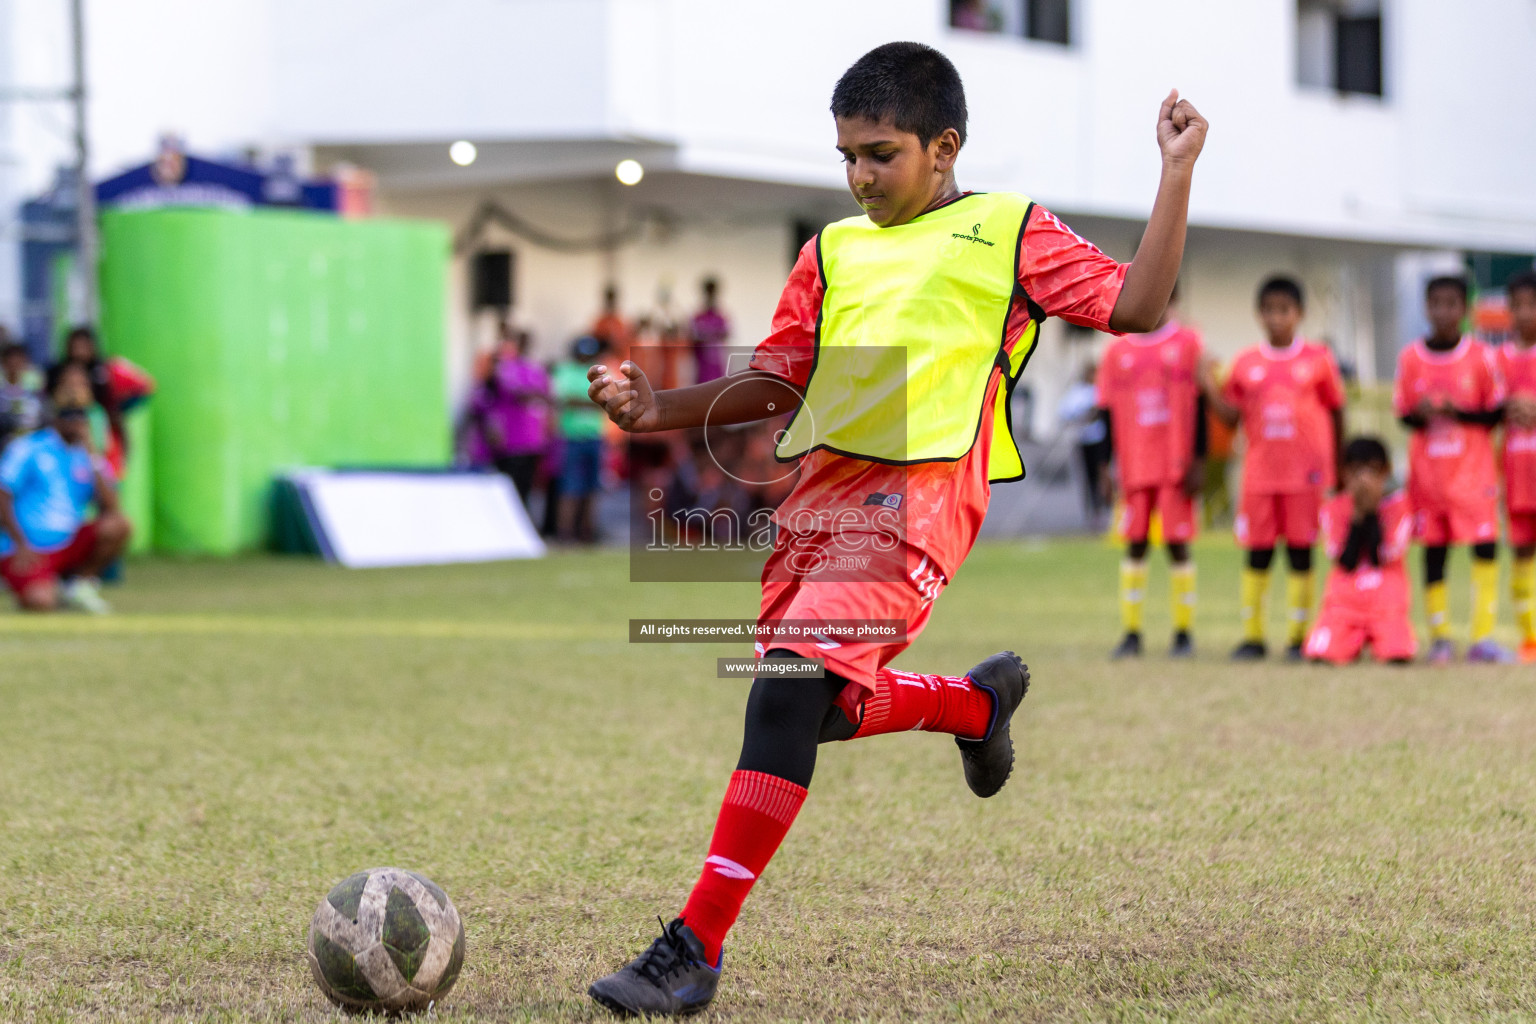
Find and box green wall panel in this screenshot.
[99,208,450,554]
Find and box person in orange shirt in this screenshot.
[590,284,634,367]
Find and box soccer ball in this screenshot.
[306,867,466,1013]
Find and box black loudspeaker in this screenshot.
[472,250,514,309]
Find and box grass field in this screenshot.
[2,537,1534,1022]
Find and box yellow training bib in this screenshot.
[775,191,1039,482]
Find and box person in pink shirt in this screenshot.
[690,277,732,384]
[1203,276,1345,661]
[1304,437,1416,665]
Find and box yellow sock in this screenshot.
[1120,560,1148,634]
[1471,557,1500,644]
[1240,567,1270,643]
[1286,572,1314,647]
[1170,564,1196,633]
[1514,557,1536,644]
[1425,580,1451,640]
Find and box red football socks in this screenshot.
[679,770,807,964]
[849,667,994,741]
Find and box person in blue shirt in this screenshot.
[0,374,131,612]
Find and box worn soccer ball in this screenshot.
[306,867,466,1013]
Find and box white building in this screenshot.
[3,0,1535,428]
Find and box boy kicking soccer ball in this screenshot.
[1304,437,1417,665]
[584,42,1206,1016]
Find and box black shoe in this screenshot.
[1170,631,1195,658]
[1284,642,1305,663]
[955,651,1030,799]
[1230,641,1267,661]
[1110,632,1143,659]
[589,918,720,1017]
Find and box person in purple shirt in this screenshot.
[690,277,732,384]
[462,331,550,505]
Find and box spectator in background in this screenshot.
[45,325,154,481]
[47,325,120,433]
[1,341,44,449]
[690,277,732,384]
[0,373,131,613]
[552,335,609,543]
[483,332,551,505]
[1056,362,1110,526]
[590,285,634,367]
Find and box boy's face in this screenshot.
[835,115,959,228]
[1509,287,1536,342]
[1342,461,1389,511]
[1,353,23,383]
[1426,286,1466,340]
[1258,294,1302,344]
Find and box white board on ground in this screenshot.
[296,471,545,568]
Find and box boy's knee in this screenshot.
[1285,544,1313,573]
[1473,542,1498,562]
[1246,547,1275,571]
[1126,539,1150,561]
[1166,541,1190,563]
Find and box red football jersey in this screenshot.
[1318,490,1413,615]
[1095,321,1203,491]
[1393,337,1504,512]
[1499,342,1536,512]
[751,199,1127,579]
[1222,341,1345,495]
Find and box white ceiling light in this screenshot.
[615,159,644,186]
[449,141,477,167]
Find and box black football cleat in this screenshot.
[589,918,720,1017]
[1284,642,1306,663]
[955,651,1030,798]
[1110,632,1143,660]
[1169,631,1195,658]
[1230,640,1267,661]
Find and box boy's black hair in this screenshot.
[1341,436,1390,470]
[1426,275,1468,302]
[1,341,26,360]
[1257,275,1304,309]
[831,42,968,147]
[1506,269,1536,300]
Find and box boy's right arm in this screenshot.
[587,361,802,433]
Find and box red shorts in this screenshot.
[1415,500,1499,547]
[1509,509,1536,548]
[0,522,98,596]
[1236,490,1320,550]
[1119,484,1197,544]
[1304,602,1418,664]
[756,532,945,721]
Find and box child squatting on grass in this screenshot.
[583,41,1207,1017]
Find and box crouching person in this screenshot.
[1304,437,1416,665]
[0,392,130,613]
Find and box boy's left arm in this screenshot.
[1109,91,1208,334]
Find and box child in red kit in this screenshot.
[1395,275,1509,664]
[1203,277,1345,661]
[1097,284,1205,659]
[1498,270,1536,661]
[1304,437,1417,665]
[583,42,1206,1016]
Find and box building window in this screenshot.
[1297,0,1384,97]
[950,0,1072,46]
[1025,0,1071,45]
